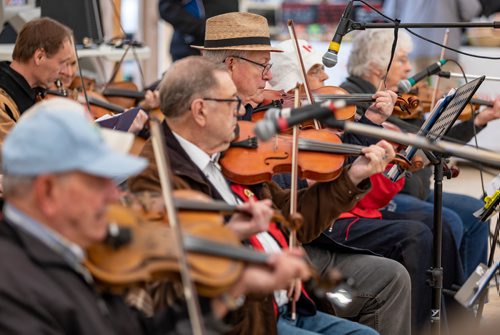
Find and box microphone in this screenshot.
[254,100,346,141]
[397,59,447,93]
[322,1,354,68]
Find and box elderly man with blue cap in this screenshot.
[0,98,315,334]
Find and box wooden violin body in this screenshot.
[85,201,268,296]
[221,121,346,185]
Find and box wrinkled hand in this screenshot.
[365,90,398,125]
[475,97,500,127]
[139,90,160,111]
[347,140,395,185]
[128,109,149,134]
[226,198,273,240]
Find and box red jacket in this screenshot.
[338,169,405,219]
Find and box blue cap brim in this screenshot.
[79,150,148,179]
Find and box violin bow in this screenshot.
[430,29,449,110]
[287,85,304,321]
[287,19,320,129]
[149,118,205,335]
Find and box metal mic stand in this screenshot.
[347,21,500,32]
[353,76,485,335]
[423,150,450,333]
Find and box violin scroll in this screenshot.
[393,94,420,119]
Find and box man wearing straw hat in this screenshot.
[192,12,412,335]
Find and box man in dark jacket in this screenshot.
[0,97,314,334]
[0,17,73,145]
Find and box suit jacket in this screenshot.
[128,120,371,335]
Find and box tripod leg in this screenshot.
[475,214,500,321]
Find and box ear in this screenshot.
[33,175,61,217]
[33,48,45,66]
[224,57,235,73]
[190,98,208,127]
[370,63,384,79]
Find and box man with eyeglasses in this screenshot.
[131,11,411,335]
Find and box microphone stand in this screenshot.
[327,119,500,334]
[438,71,500,83]
[348,21,500,31]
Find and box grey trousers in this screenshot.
[305,245,411,335]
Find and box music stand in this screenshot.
[471,180,500,321]
[455,261,500,309]
[386,76,486,332]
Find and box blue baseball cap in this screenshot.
[2,98,147,178]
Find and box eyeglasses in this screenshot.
[203,96,242,113]
[225,55,272,79]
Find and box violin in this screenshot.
[254,86,359,123]
[219,121,412,185]
[85,190,343,296]
[256,87,419,124]
[101,81,146,109]
[84,202,266,296]
[48,78,126,119]
[404,83,493,121]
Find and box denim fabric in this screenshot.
[391,192,488,277]
[277,305,379,335]
[427,191,489,277]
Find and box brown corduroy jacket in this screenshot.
[128,121,371,335]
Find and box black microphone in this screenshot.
[397,59,447,93]
[254,100,346,141]
[323,1,354,68]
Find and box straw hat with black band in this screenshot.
[192,12,283,52]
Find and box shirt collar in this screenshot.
[172,131,221,171]
[3,203,85,268]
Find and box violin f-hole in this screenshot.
[264,152,289,166]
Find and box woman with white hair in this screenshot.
[343,29,413,94]
[341,28,490,284]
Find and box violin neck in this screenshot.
[102,88,145,100]
[174,198,236,213]
[470,98,493,108]
[298,139,364,156]
[86,96,125,114]
[314,94,374,103]
[184,235,269,264]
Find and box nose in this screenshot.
[321,70,329,82]
[405,61,413,74]
[105,180,121,203]
[59,62,70,77]
[263,68,273,81]
[236,104,245,117]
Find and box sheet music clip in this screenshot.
[455,261,500,309]
[474,190,500,222]
[474,173,500,222]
